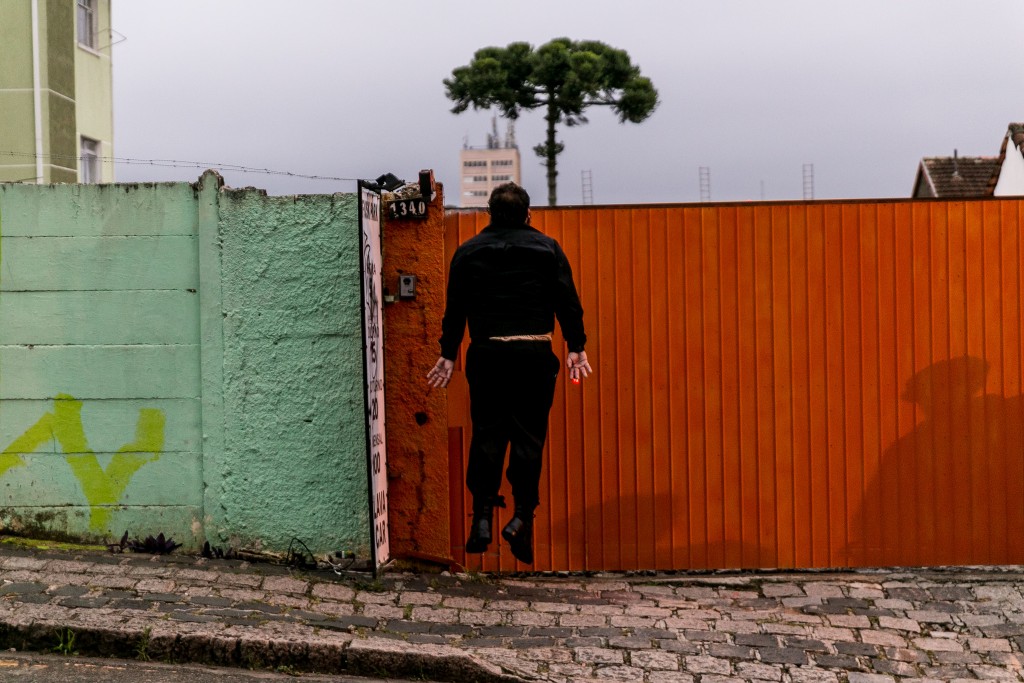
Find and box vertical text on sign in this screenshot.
[359,185,389,569]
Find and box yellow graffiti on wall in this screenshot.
[0,451,22,480]
[0,394,165,531]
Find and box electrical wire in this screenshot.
[0,150,359,183]
[286,536,358,575]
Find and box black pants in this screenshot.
[465,341,560,511]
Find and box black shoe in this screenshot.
[501,509,534,564]
[465,510,492,553]
[466,496,505,554]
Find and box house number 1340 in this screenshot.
[388,198,427,220]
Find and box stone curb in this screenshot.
[0,615,526,683]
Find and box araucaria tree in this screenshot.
[444,38,659,206]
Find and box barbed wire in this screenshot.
[0,150,359,183]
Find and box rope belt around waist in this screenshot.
[489,333,553,342]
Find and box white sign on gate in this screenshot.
[358,184,389,570]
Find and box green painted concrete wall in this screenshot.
[0,181,202,543]
[0,174,369,556]
[209,189,369,555]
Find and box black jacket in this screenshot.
[439,222,586,360]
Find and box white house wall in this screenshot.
[994,142,1024,196]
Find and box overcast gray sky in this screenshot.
[111,1,1024,205]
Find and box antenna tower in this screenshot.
[505,120,517,149]
[802,163,815,200]
[699,167,711,202]
[581,170,594,205]
[487,115,499,149]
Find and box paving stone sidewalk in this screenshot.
[1,545,1024,682]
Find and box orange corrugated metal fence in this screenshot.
[445,199,1024,572]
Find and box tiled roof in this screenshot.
[913,123,1024,198]
[914,155,1001,198]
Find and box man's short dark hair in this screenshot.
[488,183,530,225]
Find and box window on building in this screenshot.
[77,0,96,48]
[80,137,99,183]
[463,175,487,183]
[492,175,512,182]
[493,159,514,167]
[464,190,488,197]
[463,160,487,168]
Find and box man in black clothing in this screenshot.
[427,183,591,564]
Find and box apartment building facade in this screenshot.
[458,119,521,207]
[0,0,115,184]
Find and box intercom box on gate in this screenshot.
[399,274,417,299]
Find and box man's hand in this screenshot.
[427,357,455,388]
[567,350,593,383]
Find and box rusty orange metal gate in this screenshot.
[445,199,1024,572]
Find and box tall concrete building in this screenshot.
[459,117,520,207]
[0,0,115,184]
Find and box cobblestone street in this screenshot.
[2,546,1024,681]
